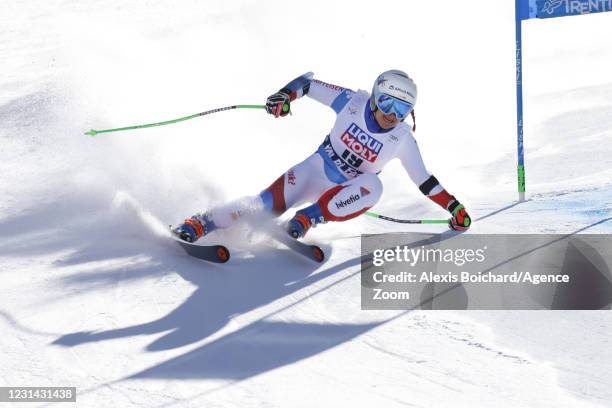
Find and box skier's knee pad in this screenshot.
[318,173,383,222]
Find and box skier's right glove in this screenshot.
[449,201,471,232]
[265,91,291,118]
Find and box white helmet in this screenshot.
[370,69,417,120]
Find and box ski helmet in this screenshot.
[370,69,417,121]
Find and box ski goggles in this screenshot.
[376,94,414,120]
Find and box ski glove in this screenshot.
[449,201,471,232]
[266,91,291,118]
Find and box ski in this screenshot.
[267,226,325,263]
[169,229,230,263]
[169,223,321,263]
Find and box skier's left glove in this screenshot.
[449,201,471,231]
[266,91,291,118]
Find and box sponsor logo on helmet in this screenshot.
[335,194,360,209]
[340,123,383,163]
[388,85,415,99]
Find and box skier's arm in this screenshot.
[305,79,355,113]
[266,72,314,117]
[265,72,355,117]
[398,134,471,231]
[279,72,315,102]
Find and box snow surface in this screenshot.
[1,1,611,407]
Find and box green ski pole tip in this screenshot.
[85,129,98,136]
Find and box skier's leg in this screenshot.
[258,154,332,217]
[210,152,327,223]
[175,153,329,242]
[287,173,383,238]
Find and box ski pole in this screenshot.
[365,211,449,224]
[84,104,267,136]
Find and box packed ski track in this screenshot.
[1,2,611,407]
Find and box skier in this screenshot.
[175,70,471,243]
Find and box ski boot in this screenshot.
[174,213,217,243]
[287,203,326,239]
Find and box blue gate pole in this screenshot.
[516,1,526,202]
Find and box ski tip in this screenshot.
[169,225,231,263]
[85,129,98,136]
[173,239,232,264]
[216,246,231,263]
[311,246,325,263]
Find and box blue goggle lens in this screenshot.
[377,94,413,120]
